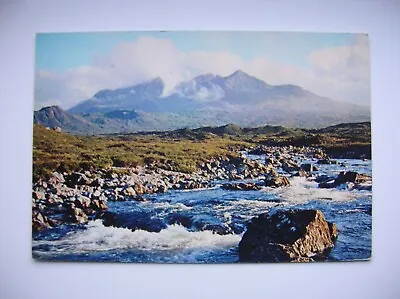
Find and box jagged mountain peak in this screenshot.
[222,70,269,92]
[226,69,250,78]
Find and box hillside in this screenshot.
[33,106,99,134]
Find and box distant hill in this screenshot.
[33,106,98,134]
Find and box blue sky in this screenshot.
[34,31,369,109]
[36,31,354,71]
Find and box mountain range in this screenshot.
[34,70,370,134]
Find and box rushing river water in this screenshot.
[32,156,372,263]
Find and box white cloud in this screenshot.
[35,34,370,110]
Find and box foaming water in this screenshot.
[33,221,241,263]
[269,177,371,203]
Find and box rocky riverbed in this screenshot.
[32,145,372,263]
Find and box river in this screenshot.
[32,156,372,263]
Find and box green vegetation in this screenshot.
[33,122,371,181]
[32,124,250,180]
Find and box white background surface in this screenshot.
[0,0,399,298]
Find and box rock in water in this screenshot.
[32,209,52,232]
[238,209,338,263]
[300,163,318,173]
[221,182,262,191]
[66,203,89,224]
[318,171,372,189]
[264,169,290,187]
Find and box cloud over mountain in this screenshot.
[35,34,370,110]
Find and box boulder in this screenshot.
[134,183,145,195]
[314,149,325,159]
[48,172,65,186]
[32,191,45,200]
[238,209,338,262]
[32,209,52,232]
[90,177,104,187]
[300,163,318,172]
[90,199,108,211]
[221,182,262,191]
[74,195,91,209]
[92,190,102,198]
[282,160,300,173]
[317,158,338,165]
[101,211,167,232]
[264,169,290,188]
[65,172,91,187]
[264,176,290,187]
[68,205,88,224]
[123,186,137,197]
[318,171,372,189]
[265,157,275,166]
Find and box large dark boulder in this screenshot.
[318,171,372,189]
[101,211,167,232]
[238,209,338,262]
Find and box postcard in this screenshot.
[32,31,371,263]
